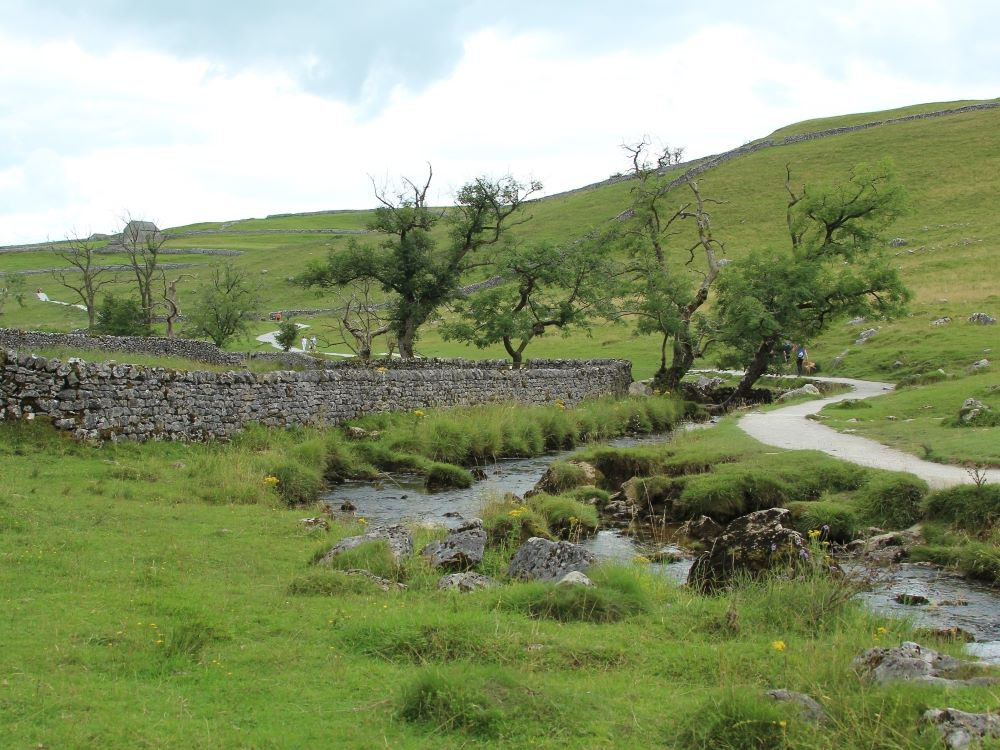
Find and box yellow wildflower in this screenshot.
[771,640,787,652]
[413,409,426,418]
[633,554,651,565]
[358,517,368,525]
[375,366,388,373]
[263,475,279,486]
[808,529,822,539]
[779,720,787,729]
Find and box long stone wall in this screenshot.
[0,346,631,442]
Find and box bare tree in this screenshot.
[324,280,392,361]
[49,234,117,327]
[161,272,194,338]
[119,216,167,324]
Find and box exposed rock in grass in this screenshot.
[437,572,496,592]
[931,316,952,326]
[853,641,998,686]
[967,358,990,372]
[321,523,413,565]
[777,383,821,400]
[765,689,827,725]
[300,517,329,531]
[344,569,407,591]
[959,398,992,424]
[421,519,486,571]
[507,538,595,582]
[968,312,997,325]
[557,571,594,587]
[855,327,880,344]
[687,508,806,592]
[923,708,1000,749]
[628,380,653,396]
[345,426,379,440]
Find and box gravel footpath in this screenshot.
[737,375,974,489]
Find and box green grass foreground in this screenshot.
[2,404,998,748]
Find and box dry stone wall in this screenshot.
[0,347,631,442]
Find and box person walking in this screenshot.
[795,343,807,376]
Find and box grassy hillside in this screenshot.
[2,99,997,462]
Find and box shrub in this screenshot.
[538,460,592,493]
[482,497,551,547]
[397,667,522,737]
[425,462,473,490]
[675,469,792,522]
[922,484,1000,529]
[858,472,928,529]
[527,493,599,539]
[499,564,650,622]
[676,691,793,750]
[317,539,399,579]
[786,499,861,542]
[94,295,153,336]
[562,486,610,505]
[267,460,323,504]
[287,570,384,596]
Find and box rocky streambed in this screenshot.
[322,430,1000,662]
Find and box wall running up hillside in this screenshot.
[0,346,631,442]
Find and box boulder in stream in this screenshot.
[687,508,806,592]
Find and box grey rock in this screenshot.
[300,517,329,531]
[853,642,998,686]
[687,508,806,592]
[959,398,991,424]
[889,237,908,247]
[846,316,867,325]
[765,689,827,725]
[923,708,1000,749]
[345,425,379,440]
[343,568,406,591]
[320,523,413,565]
[969,312,997,325]
[855,327,880,344]
[676,515,723,542]
[421,521,487,570]
[777,383,821,400]
[508,538,596,582]
[628,380,653,396]
[437,572,496,592]
[931,316,952,326]
[895,593,930,606]
[557,571,595,587]
[968,359,990,372]
[694,375,725,391]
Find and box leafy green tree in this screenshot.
[185,264,258,348]
[716,160,910,400]
[297,167,540,358]
[94,294,153,336]
[441,235,621,367]
[274,321,300,352]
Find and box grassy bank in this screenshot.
[2,401,998,747]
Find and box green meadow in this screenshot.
[2,100,999,747]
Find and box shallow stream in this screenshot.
[322,431,1000,662]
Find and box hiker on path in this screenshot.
[795,343,807,376]
[310,335,317,351]
[301,336,308,352]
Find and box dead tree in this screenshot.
[50,234,116,327]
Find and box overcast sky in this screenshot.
[1,1,997,244]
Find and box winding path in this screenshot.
[737,375,974,489]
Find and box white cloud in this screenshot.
[0,16,995,244]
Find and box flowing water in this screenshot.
[322,431,1000,662]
